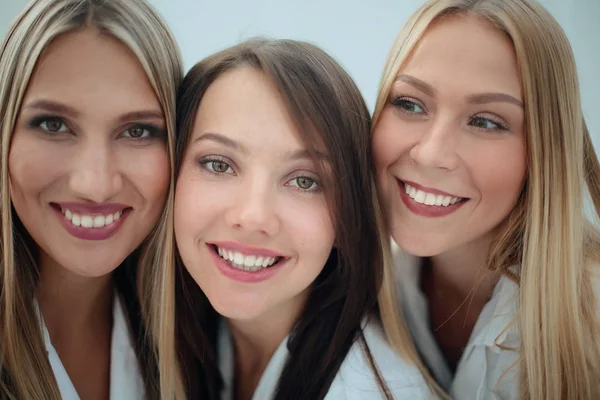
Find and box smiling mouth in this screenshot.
[50,203,132,229]
[210,244,284,272]
[402,181,467,207]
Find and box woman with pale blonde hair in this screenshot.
[372,0,600,399]
[0,0,182,398]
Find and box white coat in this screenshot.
[217,316,432,399]
[39,297,145,400]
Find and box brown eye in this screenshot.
[212,161,230,173]
[124,126,149,138]
[39,118,68,133]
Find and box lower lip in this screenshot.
[54,207,129,240]
[398,180,467,218]
[208,245,287,283]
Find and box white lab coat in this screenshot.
[217,316,432,400]
[393,244,523,400]
[39,296,145,400]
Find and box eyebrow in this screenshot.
[23,99,80,118]
[286,148,329,162]
[194,132,247,153]
[394,74,523,107]
[194,132,329,161]
[466,92,523,107]
[23,99,165,123]
[395,74,436,97]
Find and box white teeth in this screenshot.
[404,183,463,207]
[81,215,93,228]
[61,208,124,228]
[424,193,436,205]
[215,246,281,272]
[233,252,244,265]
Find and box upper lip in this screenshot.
[210,241,286,258]
[52,202,131,215]
[401,179,465,198]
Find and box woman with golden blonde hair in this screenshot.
[0,0,182,398]
[372,0,600,399]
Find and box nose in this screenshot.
[69,139,123,203]
[409,117,460,171]
[225,176,280,237]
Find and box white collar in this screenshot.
[393,243,521,393]
[217,320,290,400]
[37,294,145,400]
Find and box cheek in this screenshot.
[8,134,65,202]
[125,146,170,207]
[285,197,335,267]
[372,111,413,175]
[173,170,220,240]
[470,139,527,209]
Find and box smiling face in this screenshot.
[372,15,527,257]
[8,29,170,277]
[174,67,336,323]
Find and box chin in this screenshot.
[393,233,446,258]
[208,295,267,321]
[59,255,127,278]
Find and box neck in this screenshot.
[227,290,308,399]
[36,250,113,345]
[428,233,500,305]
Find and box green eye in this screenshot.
[289,176,319,191]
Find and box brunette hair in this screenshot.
[164,38,402,399]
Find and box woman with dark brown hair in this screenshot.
[155,38,432,399]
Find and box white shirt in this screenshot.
[393,245,521,400]
[38,296,145,400]
[218,316,432,400]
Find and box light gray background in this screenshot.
[2,0,599,215]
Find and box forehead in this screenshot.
[401,14,521,96]
[193,67,306,150]
[24,28,161,115]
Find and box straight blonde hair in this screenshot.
[373,0,600,399]
[0,1,182,398]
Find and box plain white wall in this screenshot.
[1,1,599,189]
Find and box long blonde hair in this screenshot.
[0,0,182,398]
[373,0,600,399]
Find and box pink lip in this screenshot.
[53,202,130,215]
[210,240,285,258]
[208,244,287,283]
[397,180,467,218]
[52,206,130,241]
[401,180,463,198]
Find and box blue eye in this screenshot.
[288,176,319,192]
[469,116,508,131]
[391,98,425,114]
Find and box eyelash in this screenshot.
[391,96,426,115]
[27,115,166,139]
[197,156,322,193]
[198,156,236,175]
[390,96,509,132]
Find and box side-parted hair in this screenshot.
[373,1,600,399]
[159,38,430,399]
[0,1,182,398]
